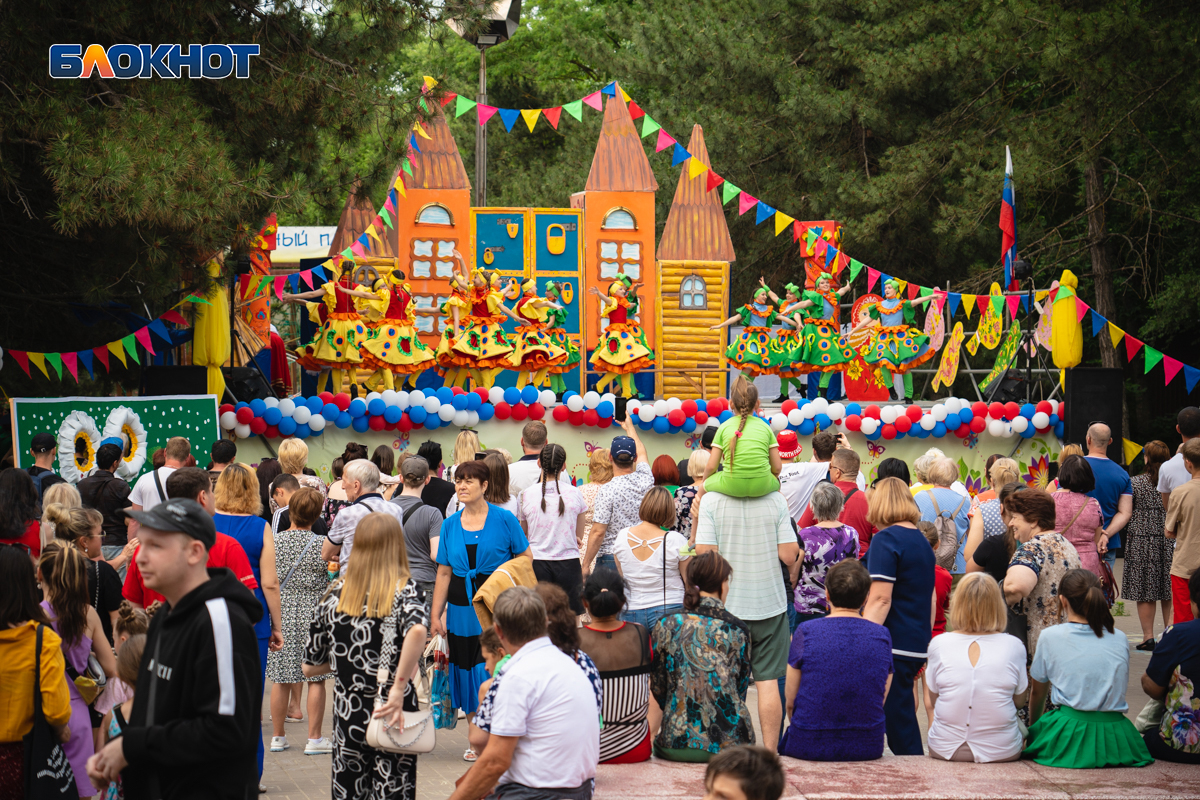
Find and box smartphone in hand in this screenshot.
[615,398,628,423]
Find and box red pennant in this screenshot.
[237,274,251,300]
[10,349,29,377]
[628,100,645,120]
[543,106,562,130]
[1006,294,1022,319]
[300,270,314,289]
[976,295,990,316]
[161,309,188,326]
[705,170,723,193]
[907,283,920,301]
[1125,334,1143,361]
[439,92,456,107]
[867,268,880,292]
[61,351,78,382]
[793,221,806,243]
[134,327,156,356]
[92,346,110,372]
[1164,355,1184,386]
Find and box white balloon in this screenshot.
[787,409,805,427]
[308,416,326,432]
[811,397,829,415]
[706,417,721,428]
[424,396,441,414]
[827,402,846,421]
[453,410,470,427]
[410,390,427,407]
[943,397,960,414]
[653,400,669,416]
[566,395,585,413]
[1032,411,1050,429]
[220,411,238,430]
[770,413,789,432]
[600,393,617,406]
[263,396,280,409]
[277,399,296,417]
[920,414,937,431]
[583,392,601,409]
[1002,422,1016,438]
[800,402,817,419]
[1048,399,1059,415]
[861,418,879,435]
[626,399,641,414]
[466,411,480,427]
[666,397,683,412]
[931,404,947,422]
[539,390,556,407]
[880,407,899,425]
[234,423,252,439]
[366,392,382,403]
[380,389,398,405]
[292,406,312,425]
[987,419,1006,438]
[1011,416,1030,433]
[484,387,502,405]
[638,405,657,423]
[395,391,410,410]
[437,405,455,422]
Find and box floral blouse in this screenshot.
[650,598,754,754]
[794,524,860,614]
[673,485,699,535]
[1008,532,1082,655]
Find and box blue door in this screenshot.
[531,210,584,395]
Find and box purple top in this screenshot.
[794,524,860,614]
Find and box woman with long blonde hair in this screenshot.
[448,430,481,482]
[304,513,429,799]
[698,376,782,499]
[46,503,123,646]
[579,449,613,574]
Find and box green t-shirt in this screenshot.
[704,415,780,498]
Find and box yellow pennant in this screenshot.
[27,352,48,378]
[962,294,977,319]
[393,176,407,198]
[688,156,708,179]
[521,108,541,133]
[619,86,631,102]
[413,122,432,140]
[422,75,438,90]
[1123,438,1144,466]
[366,224,382,245]
[107,340,128,368]
[774,211,795,237]
[1108,322,1125,349]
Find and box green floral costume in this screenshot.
[724,302,779,376]
[791,290,854,373]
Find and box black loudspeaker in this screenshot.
[1064,368,1124,461]
[221,366,273,402]
[986,371,1026,404]
[142,366,207,396]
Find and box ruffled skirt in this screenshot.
[361,320,436,373]
[792,321,854,373]
[725,326,778,375]
[298,311,364,365]
[591,322,655,374]
[862,324,933,373]
[449,314,517,369]
[508,323,568,371]
[545,327,582,373]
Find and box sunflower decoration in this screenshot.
[57,411,101,483]
[102,406,148,480]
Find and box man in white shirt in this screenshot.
[1160,407,1200,508]
[448,587,599,800]
[322,459,406,572]
[128,436,191,516]
[508,421,548,496]
[777,429,865,520]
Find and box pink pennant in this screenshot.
[350,241,367,257]
[274,276,287,300]
[654,129,676,153]
[161,309,188,327]
[1075,298,1089,323]
[867,268,880,293]
[477,105,499,126]
[933,291,947,315]
[738,193,758,216]
[134,327,156,356]
[383,195,396,215]
[812,237,828,257]
[300,270,314,289]
[1006,294,1021,319]
[61,351,78,382]
[1125,335,1143,361]
[582,91,603,111]
[1164,355,1184,386]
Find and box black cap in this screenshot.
[31,433,56,453]
[125,498,216,549]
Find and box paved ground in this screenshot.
[260,568,1199,799]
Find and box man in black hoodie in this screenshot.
[86,498,262,800]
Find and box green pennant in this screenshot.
[455,95,477,118]
[254,276,271,298]
[563,100,584,122]
[419,97,429,113]
[402,157,413,176]
[849,258,865,282]
[184,294,211,305]
[44,352,63,379]
[641,114,660,138]
[805,229,818,248]
[721,181,741,206]
[122,335,141,365]
[1144,346,1164,374]
[990,295,1004,316]
[380,207,393,229]
[341,248,354,259]
[1055,285,1074,302]
[919,286,933,298]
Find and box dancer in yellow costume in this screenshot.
[446,269,522,390]
[336,270,435,391]
[761,279,807,402]
[588,275,654,398]
[436,251,473,389]
[282,260,365,394]
[543,281,581,398]
[507,278,567,390]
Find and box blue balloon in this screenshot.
[1020,425,1036,439]
[1049,413,1060,427]
[349,399,367,418]
[263,408,282,426]
[465,392,482,411]
[933,422,947,438]
[638,419,653,431]
[798,419,815,436]
[521,385,539,405]
[452,393,469,411]
[476,404,495,422]
[408,407,428,425]
[1020,403,1036,419]
[596,401,614,419]
[294,423,310,439]
[653,416,670,434]
[682,418,697,433]
[425,415,441,430]
[563,391,579,403]
[336,411,352,429]
[249,398,267,417]
[944,414,961,430]
[814,413,831,430]
[695,399,707,414]
[865,429,882,441]
[352,415,370,433]
[1054,421,1065,439]
[959,408,974,425]
[277,418,297,436]
[306,396,325,414]
[323,402,341,421]
[368,398,386,416]
[383,406,403,424]
[845,402,862,418]
[235,402,249,411]
[915,426,930,439]
[503,387,521,405]
[718,409,733,423]
[436,387,454,405]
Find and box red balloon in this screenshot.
[894,416,912,433]
[368,415,386,431]
[681,400,698,416]
[844,414,862,432]
[568,409,585,426]
[263,425,279,439]
[511,403,529,421]
[1003,402,1020,421]
[494,402,512,420]
[528,402,545,421]
[235,407,254,424]
[881,424,897,440]
[583,409,600,426]
[864,404,882,420]
[334,393,352,411]
[970,416,987,434]
[694,411,709,426]
[987,402,1004,420]
[318,392,334,404]
[552,405,570,422]
[667,409,686,427]
[219,403,234,415]
[597,416,613,429]
[249,418,267,435]
[707,397,723,412]
[955,424,971,438]
[781,399,798,415]
[905,405,924,422]
[384,420,398,431]
[1057,403,1065,419]
[475,387,490,403]
[451,386,466,396]
[971,401,989,418]
[398,415,413,432]
[1035,400,1053,415]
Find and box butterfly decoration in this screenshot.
[582,441,602,457]
[392,433,410,451]
[685,434,703,451]
[964,432,979,449]
[867,441,886,458]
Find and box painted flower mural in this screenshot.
[1023,455,1051,489]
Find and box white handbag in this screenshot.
[364,592,436,755]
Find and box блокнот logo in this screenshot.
[50,44,260,79]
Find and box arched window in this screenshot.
[416,203,453,225]
[680,274,708,310]
[601,208,636,230]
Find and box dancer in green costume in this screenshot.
[781,272,855,399]
[541,281,581,398]
[761,279,808,402]
[709,285,780,379]
[855,278,936,401]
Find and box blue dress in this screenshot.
[435,504,529,713]
[214,513,271,641]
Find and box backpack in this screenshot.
[926,490,968,571]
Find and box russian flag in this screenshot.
[999,146,1018,290]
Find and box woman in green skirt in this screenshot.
[1025,569,1153,768]
[781,272,855,399]
[710,285,780,379]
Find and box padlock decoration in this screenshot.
[506,222,519,239]
[561,282,574,304]
[483,247,495,265]
[546,224,566,255]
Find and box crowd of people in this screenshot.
[3,387,1200,800]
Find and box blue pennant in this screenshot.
[288,273,300,293]
[947,293,962,318]
[1187,365,1200,395]
[77,349,94,380]
[409,133,421,153]
[755,202,776,225]
[388,189,398,207]
[1091,308,1106,337]
[148,319,171,343]
[1020,294,1030,313]
[312,265,328,283]
[825,246,837,267]
[671,143,690,167]
[601,81,617,97]
[498,108,520,132]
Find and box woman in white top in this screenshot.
[612,487,691,632]
[926,572,1028,762]
[517,444,589,614]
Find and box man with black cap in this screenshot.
[582,415,653,573]
[27,431,66,499]
[77,442,136,576]
[87,498,262,800]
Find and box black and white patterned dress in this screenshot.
[266,528,329,684]
[305,580,429,800]
[1122,473,1175,602]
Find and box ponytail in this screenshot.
[683,551,732,611]
[1059,568,1114,637]
[727,377,758,473]
[583,568,626,618]
[538,444,568,517]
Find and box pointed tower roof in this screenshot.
[584,95,658,192]
[657,125,735,262]
[328,178,397,258]
[407,105,471,191]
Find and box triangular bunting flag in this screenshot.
[61,351,78,382]
[1091,309,1106,337]
[793,221,804,242]
[77,349,94,380]
[849,259,865,283]
[721,182,741,206]
[600,81,617,97]
[738,193,758,216]
[543,106,562,129]
[134,327,156,356]
[413,121,432,140]
[991,295,1004,317]
[314,265,329,283]
[1144,346,1163,374]
[825,246,838,267]
[1164,355,1184,386]
[1021,295,1030,313]
[619,86,631,102]
[563,100,584,122]
[754,202,776,226]
[774,212,795,237]
[402,158,413,175]
[183,294,210,305]
[1186,365,1200,394]
[148,319,171,343]
[947,293,962,318]
[122,335,141,365]
[1123,439,1144,466]
[395,177,406,198]
[520,108,542,133]
[1124,334,1143,361]
[920,286,933,298]
[44,352,62,380]
[350,241,367,257]
[582,91,603,110]
[300,270,314,289]
[688,157,709,179]
[455,95,476,117]
[477,105,499,126]
[705,170,724,193]
[640,114,659,137]
[962,295,977,319]
[237,274,251,300]
[867,268,880,292]
[1006,294,1021,319]
[1055,285,1074,302]
[28,352,48,378]
[408,133,420,154]
[439,92,456,107]
[419,96,429,113]
[380,208,393,229]
[161,310,188,326]
[11,350,29,377]
[975,295,990,317]
[497,108,520,132]
[907,283,920,301]
[671,143,690,167]
[287,274,300,294]
[1108,322,1124,349]
[628,101,645,120]
[366,224,383,245]
[107,340,126,368]
[1075,299,1089,324]
[655,129,676,153]
[422,75,438,90]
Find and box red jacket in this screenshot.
[123,532,258,608]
